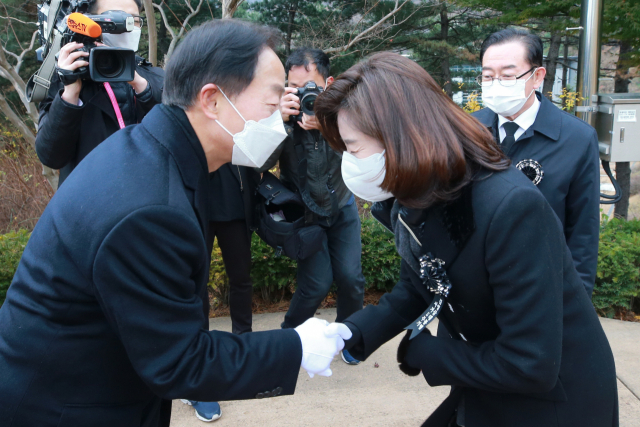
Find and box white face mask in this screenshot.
[215,89,287,168]
[102,27,141,52]
[481,69,537,117]
[341,150,393,202]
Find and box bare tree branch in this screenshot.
[153,0,203,61]
[0,34,39,122]
[222,0,244,19]
[0,15,37,26]
[324,0,414,54]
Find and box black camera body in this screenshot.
[292,81,323,122]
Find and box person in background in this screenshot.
[473,28,600,297]
[35,0,164,188]
[258,47,367,366]
[181,164,260,423]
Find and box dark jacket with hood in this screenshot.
[257,120,352,220]
[35,57,164,187]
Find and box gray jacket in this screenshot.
[258,121,352,219]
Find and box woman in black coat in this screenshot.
[314,52,618,427]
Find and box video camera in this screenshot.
[27,0,137,102]
[292,81,323,122]
[59,11,136,83]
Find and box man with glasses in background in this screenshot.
[473,28,600,297]
[36,0,164,188]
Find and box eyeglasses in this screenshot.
[131,15,145,28]
[476,67,537,87]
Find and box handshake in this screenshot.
[294,318,354,378]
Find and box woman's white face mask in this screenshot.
[102,27,142,52]
[341,150,393,202]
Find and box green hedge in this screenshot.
[2,218,640,316]
[208,217,400,304]
[593,217,640,317]
[0,229,30,307]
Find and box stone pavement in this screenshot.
[170,309,640,427]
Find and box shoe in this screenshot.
[341,349,361,365]
[181,400,222,422]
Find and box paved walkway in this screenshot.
[170,309,640,427]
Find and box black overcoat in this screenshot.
[0,105,302,427]
[472,93,601,296]
[345,167,618,427]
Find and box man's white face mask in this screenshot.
[341,150,393,202]
[481,68,538,117]
[215,89,287,168]
[102,27,141,52]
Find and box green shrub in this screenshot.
[206,216,399,302]
[0,229,30,307]
[4,217,640,316]
[360,217,400,292]
[593,218,640,317]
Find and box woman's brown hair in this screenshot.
[315,51,510,209]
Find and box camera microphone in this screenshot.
[67,13,102,38]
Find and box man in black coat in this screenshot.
[35,0,164,188]
[0,20,350,427]
[205,164,260,336]
[472,29,600,296]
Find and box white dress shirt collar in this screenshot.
[498,94,541,142]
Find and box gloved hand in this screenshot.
[397,328,432,377]
[294,318,353,378]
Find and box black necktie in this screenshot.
[501,122,520,154]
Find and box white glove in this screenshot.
[294,318,353,378]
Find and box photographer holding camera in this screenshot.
[35,0,164,188]
[258,48,367,366]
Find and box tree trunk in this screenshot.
[440,7,451,97]
[143,0,157,66]
[0,92,36,149]
[542,31,562,100]
[614,40,633,219]
[561,35,569,109]
[285,1,299,56]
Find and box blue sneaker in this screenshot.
[341,349,361,365]
[181,400,222,422]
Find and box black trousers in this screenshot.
[206,220,253,335]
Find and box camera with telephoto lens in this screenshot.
[292,81,323,122]
[60,10,136,83]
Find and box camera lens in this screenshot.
[94,51,125,78]
[300,93,317,116]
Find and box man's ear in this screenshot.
[198,83,221,120]
[533,67,546,90]
[325,76,335,88]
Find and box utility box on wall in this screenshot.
[596,94,640,162]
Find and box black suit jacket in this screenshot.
[346,167,617,427]
[472,93,600,296]
[0,105,302,427]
